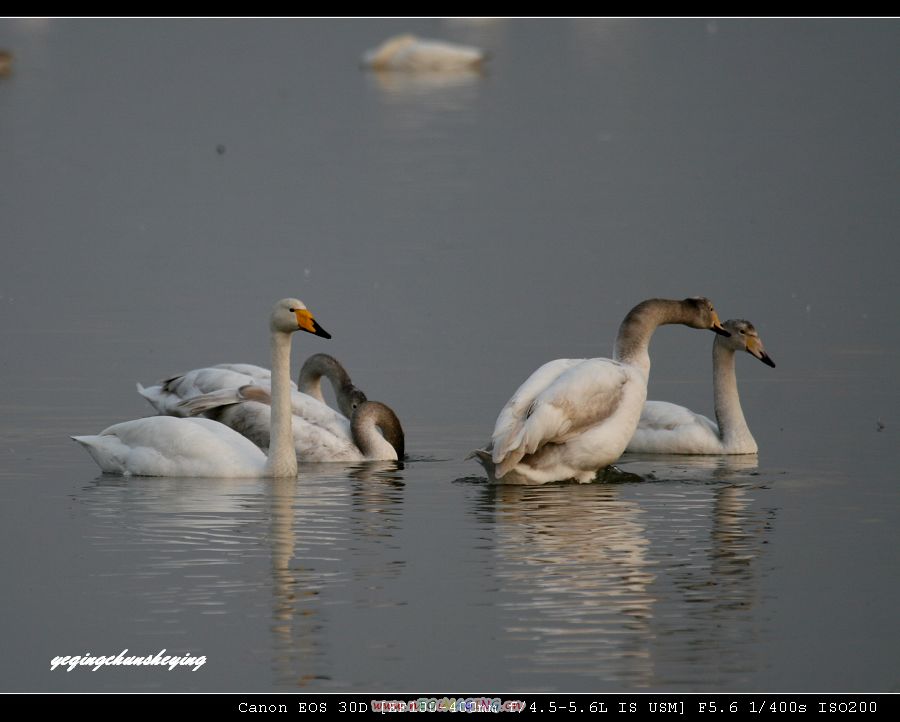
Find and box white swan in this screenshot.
[72,298,331,477]
[362,34,486,71]
[626,319,775,455]
[137,365,288,417]
[138,354,365,421]
[470,297,730,484]
[178,386,404,463]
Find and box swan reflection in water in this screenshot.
[476,454,775,688]
[368,67,483,95]
[266,462,407,688]
[365,64,483,134]
[477,481,657,687]
[80,461,405,689]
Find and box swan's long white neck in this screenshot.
[613,299,697,377]
[712,341,757,453]
[265,331,298,477]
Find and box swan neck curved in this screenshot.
[298,354,354,408]
[351,403,403,460]
[265,331,298,477]
[297,370,325,403]
[613,299,689,375]
[712,339,756,452]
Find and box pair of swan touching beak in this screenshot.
[75,296,775,483]
[74,299,405,478]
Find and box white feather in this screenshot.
[75,298,326,478]
[626,319,775,455]
[72,417,266,477]
[471,297,730,483]
[138,366,296,417]
[178,388,400,463]
[363,34,485,71]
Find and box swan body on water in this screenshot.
[72,416,270,477]
[470,298,730,484]
[626,319,775,455]
[179,386,404,463]
[362,34,485,71]
[73,298,330,477]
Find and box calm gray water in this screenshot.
[2,18,899,692]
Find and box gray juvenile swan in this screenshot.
[73,298,331,477]
[626,319,775,454]
[470,297,730,484]
[297,353,368,418]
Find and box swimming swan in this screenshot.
[178,387,404,463]
[72,298,331,477]
[626,319,775,455]
[362,34,486,71]
[138,354,366,420]
[470,297,730,484]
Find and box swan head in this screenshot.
[338,384,369,419]
[720,319,776,367]
[684,297,730,336]
[271,298,331,339]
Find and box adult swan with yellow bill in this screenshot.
[72,298,330,477]
[470,297,730,484]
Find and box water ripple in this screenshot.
[475,464,774,689]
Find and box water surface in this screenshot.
[1,18,898,691]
